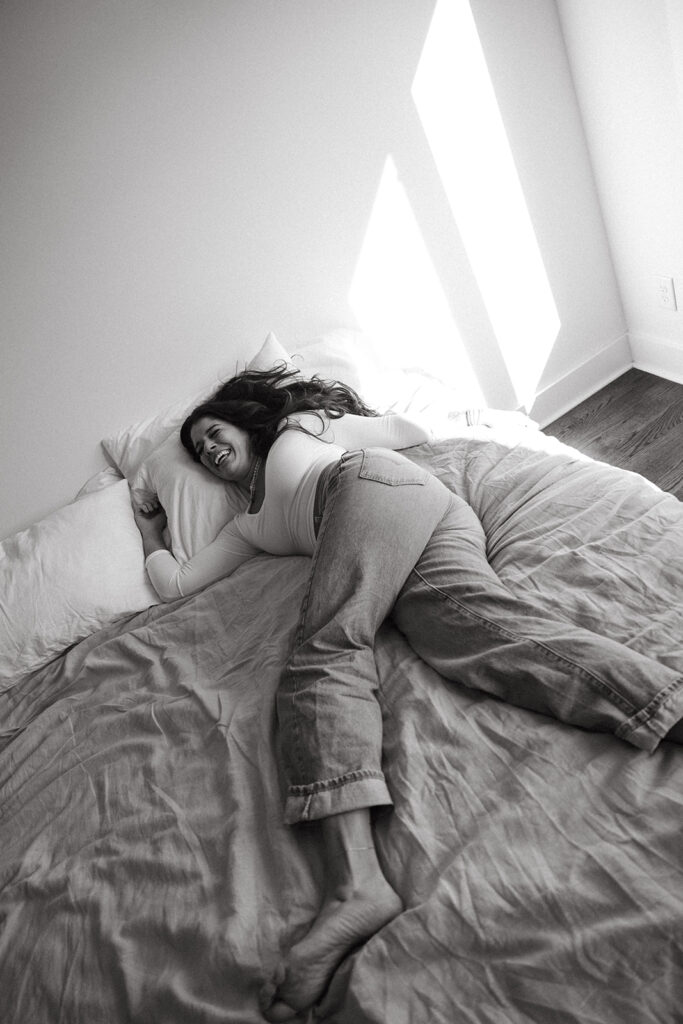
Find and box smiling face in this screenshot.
[189,416,255,484]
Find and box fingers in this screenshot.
[138,499,160,515]
[132,497,162,518]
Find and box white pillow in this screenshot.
[74,465,124,500]
[102,332,292,480]
[290,328,377,395]
[0,480,159,687]
[291,328,472,421]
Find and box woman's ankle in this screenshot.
[320,808,384,892]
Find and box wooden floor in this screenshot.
[544,368,683,500]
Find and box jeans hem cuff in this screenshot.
[616,676,683,752]
[284,776,393,824]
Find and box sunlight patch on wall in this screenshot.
[349,155,484,405]
[412,0,560,410]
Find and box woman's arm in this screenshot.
[290,411,434,451]
[131,496,258,601]
[132,501,168,559]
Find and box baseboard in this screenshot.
[629,331,683,385]
[529,334,632,428]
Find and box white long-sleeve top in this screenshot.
[146,411,432,601]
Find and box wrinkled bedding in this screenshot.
[1,432,681,1024]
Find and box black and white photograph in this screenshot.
[1,2,682,1022]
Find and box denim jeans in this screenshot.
[277,449,683,824]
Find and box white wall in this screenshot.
[468,0,627,423]
[1,0,627,538]
[557,0,683,383]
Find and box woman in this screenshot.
[133,366,432,599]
[133,366,683,1022]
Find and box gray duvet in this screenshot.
[1,431,681,1023]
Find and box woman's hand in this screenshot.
[131,494,168,557]
[133,498,167,534]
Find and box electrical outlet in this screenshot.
[655,275,677,310]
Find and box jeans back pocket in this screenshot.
[358,448,428,486]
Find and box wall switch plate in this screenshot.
[655,275,677,310]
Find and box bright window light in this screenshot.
[349,154,485,405]
[412,0,560,409]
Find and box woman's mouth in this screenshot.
[215,450,229,467]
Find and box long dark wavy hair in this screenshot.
[180,363,377,460]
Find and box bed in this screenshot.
[1,332,681,1024]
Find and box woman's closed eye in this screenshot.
[197,433,217,457]
[197,427,218,453]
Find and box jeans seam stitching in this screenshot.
[284,456,345,784]
[288,769,385,795]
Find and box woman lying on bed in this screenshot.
[132,365,683,1023]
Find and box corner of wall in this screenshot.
[530,333,633,427]
[629,332,683,384]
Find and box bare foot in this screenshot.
[260,876,402,1021]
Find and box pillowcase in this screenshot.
[291,328,475,422]
[0,480,159,687]
[102,331,292,480]
[74,465,124,500]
